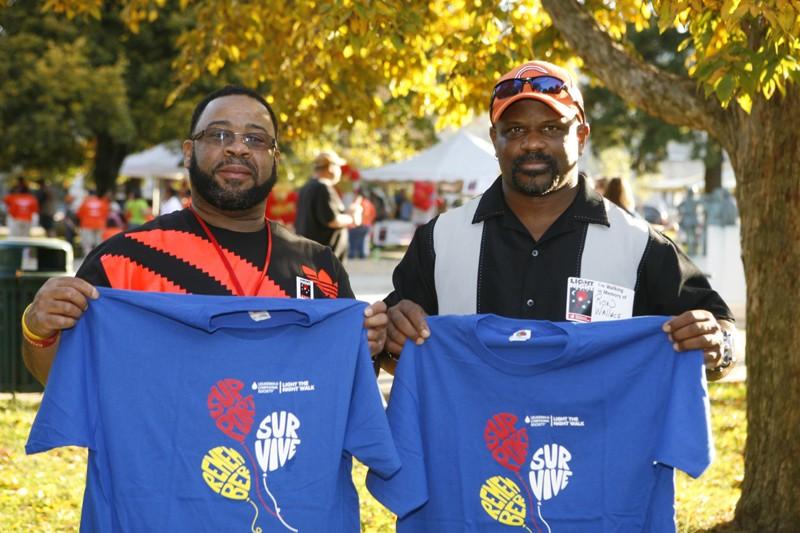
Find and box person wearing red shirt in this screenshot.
[76,191,110,257]
[4,179,39,237]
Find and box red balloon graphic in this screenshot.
[208,379,255,443]
[484,413,529,473]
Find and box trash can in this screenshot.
[0,238,73,392]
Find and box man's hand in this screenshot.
[22,277,98,385]
[25,277,99,338]
[363,301,388,357]
[662,310,734,377]
[386,299,430,356]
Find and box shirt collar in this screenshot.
[473,172,610,227]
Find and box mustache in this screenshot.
[213,157,258,176]
[511,152,559,174]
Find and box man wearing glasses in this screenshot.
[380,60,736,380]
[21,85,388,384]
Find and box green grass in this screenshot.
[1,382,745,532]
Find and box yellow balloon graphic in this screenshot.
[202,446,252,500]
[480,475,528,528]
[201,446,263,532]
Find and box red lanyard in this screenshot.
[190,207,272,296]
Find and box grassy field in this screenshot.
[1,382,745,532]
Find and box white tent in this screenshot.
[361,130,499,195]
[119,143,186,213]
[119,143,185,180]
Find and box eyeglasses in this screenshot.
[490,75,584,121]
[191,128,277,151]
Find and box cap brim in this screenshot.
[491,93,579,124]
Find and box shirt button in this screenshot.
[526,299,534,308]
[531,249,539,257]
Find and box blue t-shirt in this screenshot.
[27,288,400,533]
[367,315,712,532]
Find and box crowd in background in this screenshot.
[2,164,737,261]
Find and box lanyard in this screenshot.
[190,207,272,296]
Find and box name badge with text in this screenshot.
[566,277,634,323]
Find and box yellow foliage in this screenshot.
[34,0,800,132]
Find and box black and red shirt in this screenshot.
[77,209,353,299]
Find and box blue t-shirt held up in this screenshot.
[27,288,399,533]
[367,315,712,532]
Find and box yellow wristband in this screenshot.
[21,304,58,343]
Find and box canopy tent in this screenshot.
[119,143,186,214]
[361,130,499,195]
[119,143,185,180]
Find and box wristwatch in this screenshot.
[710,329,736,373]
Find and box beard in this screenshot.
[189,151,277,211]
[508,152,562,197]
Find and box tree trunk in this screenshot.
[723,87,800,531]
[703,138,723,193]
[92,133,128,195]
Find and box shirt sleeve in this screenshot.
[366,351,430,518]
[75,241,113,287]
[653,349,713,478]
[25,323,99,454]
[637,230,734,322]
[384,220,439,315]
[342,333,401,478]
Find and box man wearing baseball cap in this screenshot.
[295,149,361,262]
[379,59,736,380]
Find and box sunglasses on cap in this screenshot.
[490,75,585,122]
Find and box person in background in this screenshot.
[295,150,361,262]
[76,190,110,257]
[348,187,377,260]
[592,176,608,196]
[394,188,412,221]
[35,179,58,237]
[124,189,150,229]
[159,186,184,215]
[603,176,637,215]
[4,178,39,237]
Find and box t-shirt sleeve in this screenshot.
[366,352,429,518]
[25,324,98,454]
[653,349,713,478]
[383,220,439,315]
[638,231,734,322]
[342,334,400,477]
[75,242,112,287]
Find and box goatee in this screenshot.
[189,151,276,211]
[509,152,561,197]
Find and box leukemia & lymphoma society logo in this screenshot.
[479,412,574,532]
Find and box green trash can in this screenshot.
[0,237,73,392]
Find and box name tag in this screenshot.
[566,277,634,323]
[296,277,314,299]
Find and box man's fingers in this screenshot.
[27,278,98,337]
[390,300,430,340]
[672,332,723,353]
[662,309,713,334]
[386,321,409,354]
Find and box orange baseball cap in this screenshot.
[490,60,585,124]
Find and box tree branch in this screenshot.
[540,0,726,135]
